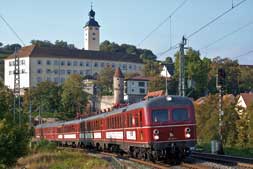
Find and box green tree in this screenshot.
[0,119,30,167]
[0,81,13,118]
[61,74,88,119]
[248,104,253,146]
[174,48,210,99]
[23,81,62,114]
[148,76,166,92]
[31,40,53,47]
[96,67,115,95]
[239,66,253,93]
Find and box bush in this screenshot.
[33,139,57,152]
[0,119,31,167]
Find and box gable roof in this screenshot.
[240,93,253,107]
[5,45,143,64]
[114,67,124,78]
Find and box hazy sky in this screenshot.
[1,0,252,63]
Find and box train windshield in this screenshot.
[152,109,169,123]
[172,109,189,121]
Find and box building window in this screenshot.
[86,62,90,67]
[80,61,84,66]
[20,60,25,65]
[60,69,65,75]
[93,37,96,40]
[80,70,84,75]
[89,27,92,30]
[122,64,127,70]
[73,61,77,66]
[132,89,134,92]
[46,69,51,74]
[37,69,42,74]
[46,60,51,65]
[92,32,96,35]
[54,69,59,74]
[133,65,137,70]
[54,77,59,83]
[100,62,104,67]
[61,61,65,66]
[54,60,58,65]
[37,60,42,65]
[94,62,98,67]
[9,71,12,75]
[61,78,65,83]
[67,70,71,74]
[67,61,71,66]
[21,69,25,73]
[47,77,51,81]
[95,27,98,30]
[112,63,115,68]
[129,65,132,69]
[9,61,12,66]
[73,70,78,74]
[139,88,145,94]
[37,77,42,83]
[138,82,145,87]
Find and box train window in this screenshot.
[172,109,189,121]
[152,109,169,123]
[139,111,143,126]
[135,113,139,127]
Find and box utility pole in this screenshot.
[216,68,225,154]
[13,47,21,126]
[178,36,187,96]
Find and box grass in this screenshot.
[16,150,109,169]
[196,143,253,158]
[15,140,109,169]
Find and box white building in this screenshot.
[4,45,144,89]
[4,7,144,89]
[124,76,150,103]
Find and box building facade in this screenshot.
[124,76,149,103]
[4,46,143,89]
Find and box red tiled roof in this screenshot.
[144,90,165,99]
[240,93,253,107]
[114,67,124,78]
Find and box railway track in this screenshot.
[191,151,253,168]
[58,146,253,168]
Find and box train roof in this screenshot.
[35,96,193,128]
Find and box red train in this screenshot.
[35,95,196,162]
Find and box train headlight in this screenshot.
[185,127,191,138]
[153,129,159,135]
[166,96,172,101]
[185,133,191,138]
[153,135,159,140]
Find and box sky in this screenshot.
[1,0,253,64]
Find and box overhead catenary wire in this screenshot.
[0,14,25,46]
[137,0,189,47]
[186,0,248,39]
[158,0,248,57]
[200,20,253,51]
[233,49,253,59]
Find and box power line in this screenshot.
[186,0,248,39]
[233,49,253,59]
[200,20,253,50]
[0,14,25,46]
[158,0,248,57]
[137,0,188,47]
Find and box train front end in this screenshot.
[146,95,196,161]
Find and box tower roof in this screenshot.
[114,67,124,78]
[84,7,100,27]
